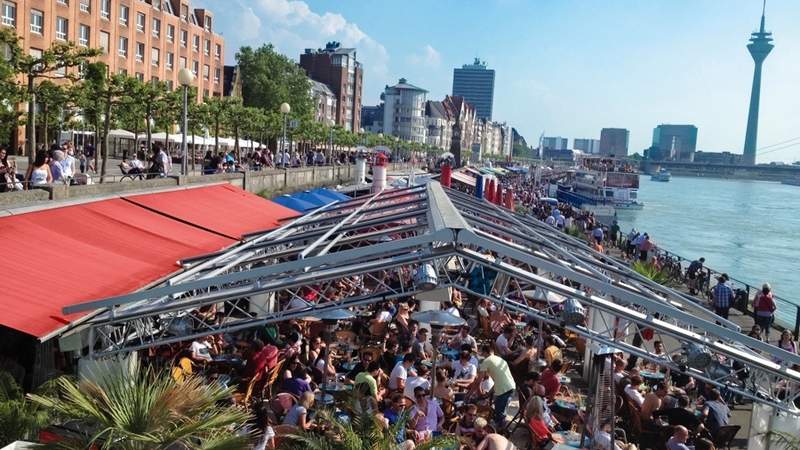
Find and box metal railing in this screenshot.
[651,245,800,338]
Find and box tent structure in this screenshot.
[65,182,800,415]
[272,189,350,212]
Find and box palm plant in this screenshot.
[759,431,800,450]
[631,260,680,287]
[280,392,457,450]
[0,371,52,446]
[28,366,252,450]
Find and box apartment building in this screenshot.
[1,0,224,100]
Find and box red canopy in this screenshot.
[0,184,300,338]
[125,184,299,239]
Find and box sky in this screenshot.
[194,0,800,163]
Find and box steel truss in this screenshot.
[65,182,800,414]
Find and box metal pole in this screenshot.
[181,85,188,175]
[329,127,333,165]
[282,112,287,169]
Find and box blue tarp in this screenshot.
[272,189,350,212]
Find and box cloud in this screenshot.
[409,45,442,67]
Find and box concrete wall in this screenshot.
[0,163,421,210]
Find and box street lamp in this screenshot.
[327,118,335,164]
[280,102,291,168]
[177,68,195,176]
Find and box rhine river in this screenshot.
[615,176,800,327]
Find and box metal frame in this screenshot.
[65,182,800,414]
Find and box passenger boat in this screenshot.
[553,168,643,220]
[651,168,671,182]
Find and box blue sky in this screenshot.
[195,0,800,163]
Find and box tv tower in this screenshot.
[742,0,773,165]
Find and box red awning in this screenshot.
[124,184,300,239]
[0,184,300,339]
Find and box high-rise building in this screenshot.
[542,136,568,150]
[742,5,773,165]
[0,0,224,99]
[425,100,452,151]
[299,42,363,132]
[382,78,428,143]
[573,138,600,154]
[652,124,698,161]
[452,58,495,120]
[599,128,629,157]
[309,80,337,125]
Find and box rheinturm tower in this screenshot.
[742,1,773,165]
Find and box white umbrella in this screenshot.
[374,145,391,155]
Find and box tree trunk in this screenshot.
[214,117,220,154]
[146,104,153,153]
[191,133,196,172]
[27,79,36,164]
[233,124,240,163]
[93,111,100,172]
[42,104,49,149]
[99,92,112,183]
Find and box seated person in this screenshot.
[389,353,417,392]
[477,433,519,450]
[455,404,480,439]
[666,426,692,450]
[527,396,562,446]
[189,337,215,363]
[543,336,562,365]
[654,395,701,432]
[432,369,454,403]
[702,389,731,436]
[283,391,315,430]
[410,387,444,441]
[404,364,431,400]
[450,325,478,353]
[282,367,312,397]
[494,325,515,357]
[346,350,375,380]
[383,393,415,449]
[354,361,383,401]
[641,382,669,422]
[540,359,563,400]
[624,375,645,408]
[451,351,478,389]
[592,420,624,450]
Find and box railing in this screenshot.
[650,245,800,338]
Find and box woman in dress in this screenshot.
[25,151,52,188]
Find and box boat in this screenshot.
[651,168,671,182]
[554,168,643,219]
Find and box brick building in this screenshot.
[299,42,363,132]
[1,0,224,99]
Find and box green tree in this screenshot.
[0,372,51,446]
[188,100,210,171]
[154,86,181,151]
[16,39,99,163]
[29,367,251,450]
[34,80,72,147]
[205,96,239,153]
[0,29,26,147]
[129,79,169,153]
[236,44,313,118]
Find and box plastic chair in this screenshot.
[713,425,741,450]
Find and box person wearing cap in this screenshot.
[753,283,776,341]
[711,274,734,320]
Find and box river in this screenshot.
[615,176,800,327]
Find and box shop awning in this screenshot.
[124,184,299,239]
[451,171,477,187]
[272,188,351,212]
[0,184,299,339]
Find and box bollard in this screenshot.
[475,174,484,198]
[440,164,452,188]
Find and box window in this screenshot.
[204,16,211,31]
[166,24,174,42]
[214,67,220,83]
[80,0,90,13]
[215,43,221,59]
[202,64,209,80]
[57,0,68,4]
[55,16,68,40]
[180,4,188,20]
[151,76,158,83]
[179,56,186,68]
[135,72,144,81]
[99,31,110,54]
[204,39,210,55]
[135,42,144,62]
[118,36,128,57]
[119,5,128,25]
[151,18,160,37]
[78,24,90,46]
[192,35,199,52]
[100,0,110,19]
[136,12,145,32]
[165,80,173,90]
[30,9,43,34]
[191,60,198,75]
[163,0,173,14]
[151,47,159,66]
[180,30,187,47]
[152,0,159,10]
[1,2,15,28]
[119,68,127,75]
[166,51,173,69]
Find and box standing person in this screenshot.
[592,225,604,245]
[711,275,733,320]
[478,344,516,428]
[610,220,620,248]
[147,146,165,179]
[61,143,77,182]
[157,144,172,175]
[638,233,654,262]
[753,283,776,341]
[687,257,706,295]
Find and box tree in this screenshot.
[34,80,72,147]
[0,372,51,446]
[205,96,241,153]
[759,431,800,450]
[188,100,210,171]
[130,79,169,153]
[153,86,181,152]
[0,29,26,148]
[28,367,251,450]
[16,39,99,163]
[236,44,313,118]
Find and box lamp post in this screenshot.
[280,102,291,168]
[177,68,195,176]
[327,118,335,164]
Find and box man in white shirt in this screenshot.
[624,375,645,407]
[403,365,431,400]
[451,351,478,388]
[494,326,514,357]
[389,353,416,392]
[158,145,172,175]
[190,338,214,362]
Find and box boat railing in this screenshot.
[651,246,800,338]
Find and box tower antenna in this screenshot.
[760,0,766,33]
